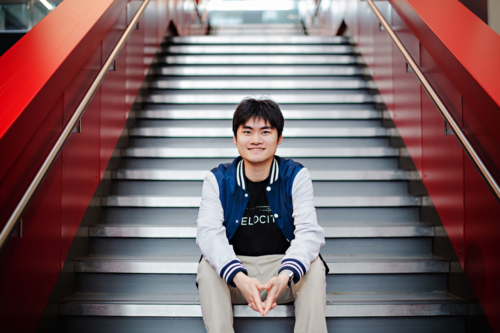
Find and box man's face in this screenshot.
[233,117,282,165]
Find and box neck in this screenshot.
[243,157,274,182]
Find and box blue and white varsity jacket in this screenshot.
[195,155,325,287]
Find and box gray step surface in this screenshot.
[136,107,384,120]
[88,238,432,257]
[144,92,376,104]
[161,45,357,54]
[152,65,370,76]
[146,78,375,90]
[109,180,410,195]
[75,255,447,274]
[119,157,401,171]
[59,292,466,317]
[101,207,421,225]
[74,273,449,295]
[129,126,393,138]
[154,55,362,65]
[89,222,433,238]
[61,317,466,333]
[112,169,413,180]
[101,196,421,208]
[121,147,400,158]
[165,36,351,45]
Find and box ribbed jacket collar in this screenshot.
[235,157,279,190]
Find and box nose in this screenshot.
[250,131,263,144]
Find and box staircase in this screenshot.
[59,25,467,332]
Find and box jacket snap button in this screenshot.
[266,186,271,191]
[244,193,248,197]
[274,213,279,218]
[236,220,239,223]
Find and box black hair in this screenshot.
[232,97,284,140]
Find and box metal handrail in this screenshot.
[0,0,151,250]
[366,0,500,202]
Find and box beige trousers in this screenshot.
[196,254,327,333]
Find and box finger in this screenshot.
[256,281,265,290]
[252,290,265,316]
[271,302,277,310]
[248,302,257,312]
[263,288,278,316]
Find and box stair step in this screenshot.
[165,36,350,45]
[75,255,446,274]
[146,78,375,90]
[152,65,369,76]
[89,223,433,238]
[101,207,420,226]
[144,92,376,104]
[60,316,465,333]
[112,169,413,180]
[129,127,393,138]
[120,157,400,172]
[154,55,362,65]
[59,292,466,317]
[161,45,357,54]
[136,108,383,120]
[101,196,421,207]
[209,30,305,36]
[121,147,399,158]
[89,237,432,257]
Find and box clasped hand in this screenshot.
[233,271,289,317]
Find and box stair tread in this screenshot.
[112,169,413,180]
[77,254,447,263]
[121,147,400,158]
[128,127,394,138]
[101,195,421,208]
[89,222,433,238]
[152,65,369,76]
[160,45,357,54]
[164,36,351,45]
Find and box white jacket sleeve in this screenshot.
[195,171,248,287]
[278,168,325,283]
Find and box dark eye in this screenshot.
[243,130,251,134]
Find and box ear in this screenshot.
[277,134,283,145]
[233,134,237,145]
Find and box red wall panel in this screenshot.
[391,8,422,175]
[0,98,64,332]
[464,157,500,330]
[60,42,102,266]
[420,46,465,264]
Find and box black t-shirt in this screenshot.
[230,175,290,256]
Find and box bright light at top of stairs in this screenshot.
[40,0,54,11]
[207,0,295,11]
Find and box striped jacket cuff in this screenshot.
[220,260,248,287]
[278,258,306,284]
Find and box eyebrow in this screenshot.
[242,125,273,130]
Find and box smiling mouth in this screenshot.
[248,148,265,151]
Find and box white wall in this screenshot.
[489,0,500,35]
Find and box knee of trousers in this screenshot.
[295,258,326,294]
[197,258,224,289]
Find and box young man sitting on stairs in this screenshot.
[196,97,328,333]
